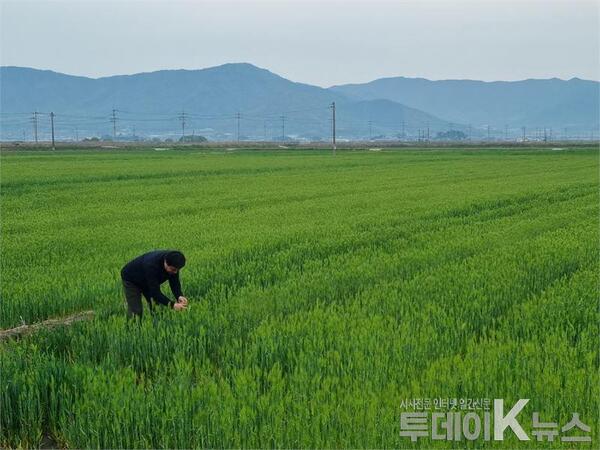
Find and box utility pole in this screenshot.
[111,109,118,141]
[401,120,405,139]
[236,112,241,143]
[487,125,491,141]
[31,111,39,143]
[50,112,55,150]
[280,115,286,143]
[75,127,79,142]
[522,126,526,141]
[263,120,267,142]
[543,128,547,142]
[178,110,187,141]
[369,120,372,141]
[426,122,430,142]
[330,102,336,154]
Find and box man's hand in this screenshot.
[177,296,188,306]
[173,302,187,311]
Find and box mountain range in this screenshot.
[1,63,597,141]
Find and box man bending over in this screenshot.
[121,250,188,320]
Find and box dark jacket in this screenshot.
[121,250,183,308]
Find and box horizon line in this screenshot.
[1,63,597,87]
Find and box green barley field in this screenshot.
[1,146,598,448]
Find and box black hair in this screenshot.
[165,250,186,269]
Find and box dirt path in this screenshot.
[0,310,95,342]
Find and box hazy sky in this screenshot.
[1,0,598,86]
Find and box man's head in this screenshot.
[164,250,186,274]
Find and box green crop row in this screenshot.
[1,147,598,448]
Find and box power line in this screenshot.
[110,109,118,140]
[31,111,39,143]
[263,119,267,142]
[3,105,594,143]
[177,110,187,139]
[330,102,336,154]
[280,115,286,143]
[50,112,55,150]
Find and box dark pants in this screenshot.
[122,279,148,320]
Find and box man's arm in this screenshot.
[144,264,175,308]
[168,273,183,300]
[147,278,175,308]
